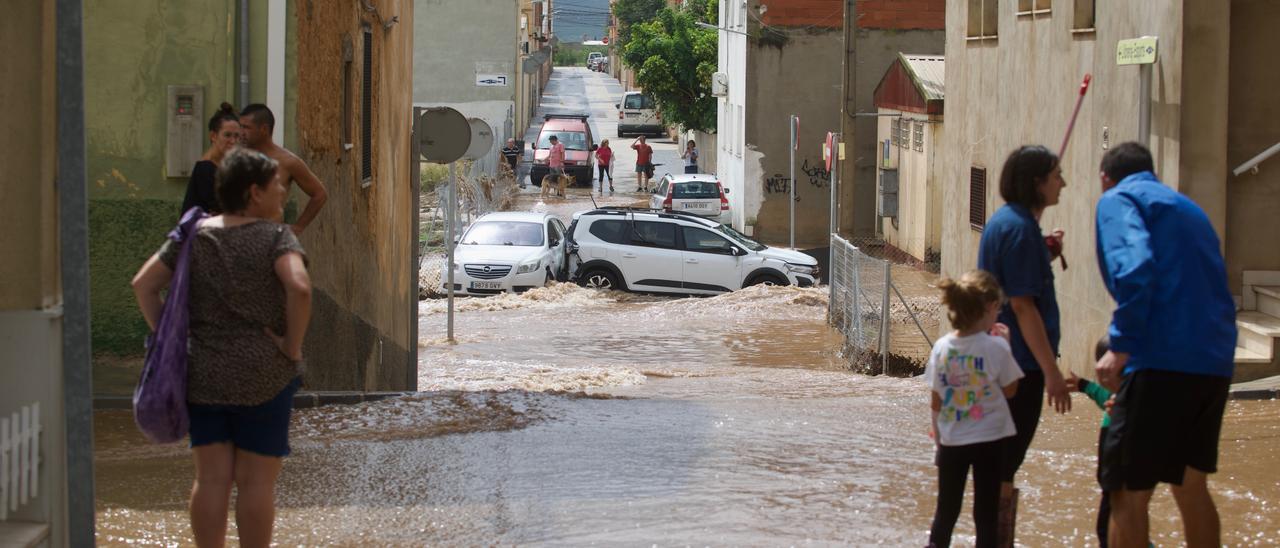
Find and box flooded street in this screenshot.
[95,284,1280,545]
[94,68,1280,546]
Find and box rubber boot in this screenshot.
[997,487,1019,548]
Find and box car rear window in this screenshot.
[588,219,628,244]
[623,94,655,110]
[673,181,721,199]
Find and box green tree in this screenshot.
[622,0,718,132]
[611,0,664,49]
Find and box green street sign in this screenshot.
[1117,36,1158,65]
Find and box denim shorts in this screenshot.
[189,377,301,457]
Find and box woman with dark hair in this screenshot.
[975,145,1071,545]
[180,102,241,215]
[133,148,310,547]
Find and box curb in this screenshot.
[94,391,415,410]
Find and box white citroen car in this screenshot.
[566,208,819,294]
[441,212,569,296]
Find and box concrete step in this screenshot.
[1235,311,1280,382]
[1235,346,1271,364]
[1256,285,1280,318]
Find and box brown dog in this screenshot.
[554,173,574,198]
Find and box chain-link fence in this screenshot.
[828,235,943,376]
[418,161,520,298]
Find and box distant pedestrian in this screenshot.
[131,148,311,548]
[543,135,565,200]
[240,104,328,234]
[925,269,1023,548]
[501,138,521,181]
[1093,142,1236,548]
[180,102,240,215]
[632,135,653,192]
[976,145,1071,546]
[681,140,699,174]
[595,138,614,193]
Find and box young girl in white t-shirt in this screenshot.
[926,269,1023,548]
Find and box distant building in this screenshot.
[838,0,947,240]
[873,54,945,265]
[715,0,844,245]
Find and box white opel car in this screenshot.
[648,173,731,225]
[441,212,569,296]
[567,208,819,294]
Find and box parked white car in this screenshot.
[616,91,662,137]
[567,208,819,294]
[442,212,569,296]
[649,173,731,225]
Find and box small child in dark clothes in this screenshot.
[1067,335,1116,547]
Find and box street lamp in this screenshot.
[695,21,751,36]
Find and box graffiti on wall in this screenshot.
[763,158,833,201]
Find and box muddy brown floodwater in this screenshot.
[96,284,1280,546]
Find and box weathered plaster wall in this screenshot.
[939,1,1229,377]
[84,0,238,353]
[0,2,70,542]
[295,0,416,391]
[745,31,842,247]
[1225,0,1280,292]
[842,28,945,239]
[413,0,518,104]
[0,0,59,310]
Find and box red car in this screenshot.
[530,114,597,187]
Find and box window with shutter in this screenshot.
[361,28,373,185]
[969,166,987,231]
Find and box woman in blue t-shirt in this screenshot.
[975,145,1072,545]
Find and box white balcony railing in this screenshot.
[0,403,40,521]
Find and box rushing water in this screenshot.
[95,283,1280,546]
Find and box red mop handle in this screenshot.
[1059,74,1092,158]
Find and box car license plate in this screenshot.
[471,281,502,290]
[625,112,640,117]
[682,202,710,209]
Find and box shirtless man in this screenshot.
[239,104,328,234]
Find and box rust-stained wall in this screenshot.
[294,0,417,391]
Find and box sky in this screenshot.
[553,0,612,43]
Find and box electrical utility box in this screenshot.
[878,168,899,218]
[165,85,204,178]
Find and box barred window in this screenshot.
[890,118,900,146]
[970,166,987,231]
[913,122,924,152]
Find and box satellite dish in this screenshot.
[464,118,495,160]
[418,107,471,163]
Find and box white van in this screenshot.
[617,91,662,137]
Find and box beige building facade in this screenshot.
[874,54,945,264]
[940,0,1280,379]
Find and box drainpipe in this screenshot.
[239,0,249,106]
[56,0,94,543]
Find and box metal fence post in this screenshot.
[880,260,891,374]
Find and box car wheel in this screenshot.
[581,269,619,290]
[746,274,787,287]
